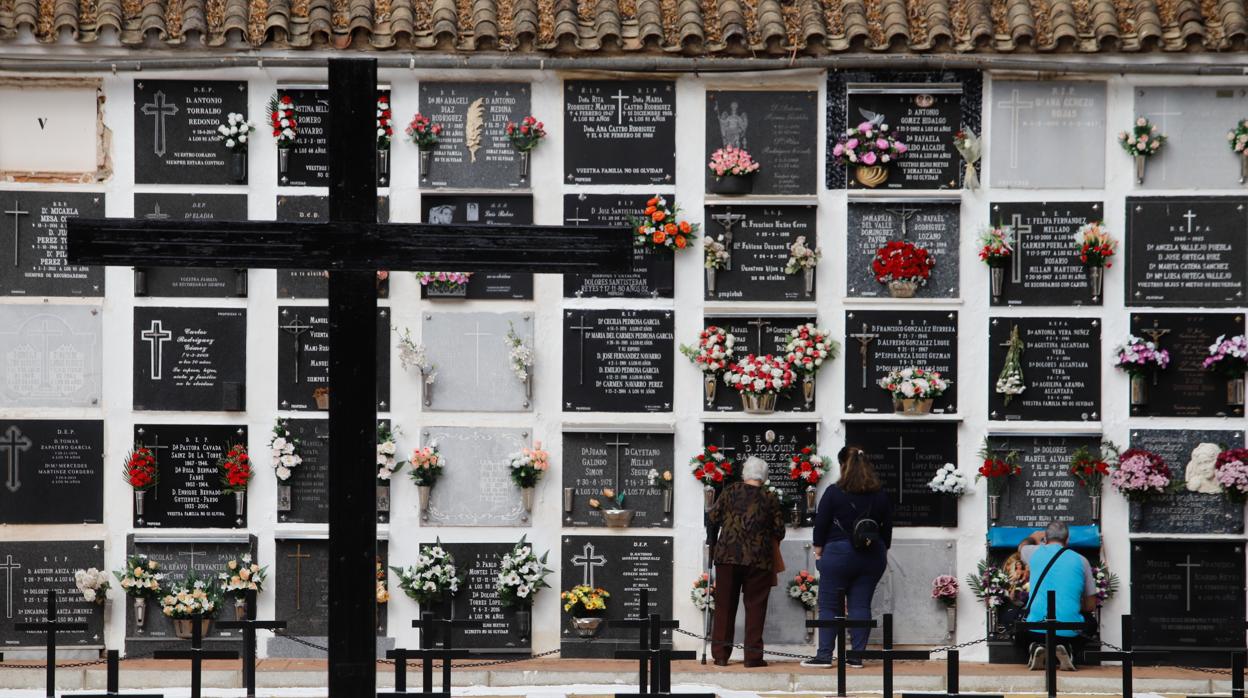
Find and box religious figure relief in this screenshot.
[428,206,455,225]
[465,98,486,163]
[1185,442,1223,494]
[857,107,886,128]
[717,101,748,150]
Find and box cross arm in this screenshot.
[616,693,716,698]
[607,619,681,630]
[848,649,932,661]
[806,618,877,629]
[614,650,698,661]
[216,620,288,631]
[904,693,1005,698]
[405,649,474,660]
[411,618,486,629]
[1083,649,1167,661]
[152,650,240,660]
[13,621,88,631]
[1017,620,1088,632]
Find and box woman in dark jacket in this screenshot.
[802,447,892,667]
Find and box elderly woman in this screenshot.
[707,456,786,668]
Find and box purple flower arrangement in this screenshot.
[414,271,472,292]
[966,561,1011,608]
[1090,564,1119,607]
[831,121,908,168]
[1109,448,1171,501]
[1215,448,1248,501]
[1203,334,1248,376]
[1112,335,1170,376]
[931,574,958,607]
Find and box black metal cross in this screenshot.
[1084,615,1167,698]
[1018,590,1088,698]
[66,59,627,698]
[846,614,932,698]
[215,589,287,698]
[75,649,165,698]
[611,590,712,698]
[378,612,480,698]
[13,590,88,698]
[902,649,1004,698]
[805,588,878,698]
[151,612,239,698]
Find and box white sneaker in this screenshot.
[1027,644,1046,671]
[800,658,833,668]
[1055,644,1077,671]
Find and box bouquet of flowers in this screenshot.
[976,441,1022,497]
[690,572,714,612]
[409,445,443,487]
[765,480,789,507]
[1215,448,1248,501]
[784,236,820,275]
[217,113,254,152]
[75,568,110,605]
[1075,222,1118,268]
[877,367,951,401]
[1110,448,1171,501]
[1119,117,1165,157]
[377,561,389,604]
[507,442,549,488]
[995,325,1025,405]
[967,561,1012,608]
[505,116,546,152]
[1091,563,1119,608]
[927,463,969,495]
[723,354,795,395]
[505,322,534,384]
[1069,445,1115,493]
[831,121,908,167]
[393,544,460,605]
[114,555,163,599]
[414,271,472,293]
[124,447,159,491]
[953,129,982,189]
[161,574,219,619]
[219,554,267,600]
[372,95,393,149]
[977,226,1014,267]
[789,446,829,486]
[1230,119,1248,157]
[703,235,729,270]
[219,444,252,493]
[589,487,626,511]
[1203,334,1248,377]
[648,468,673,490]
[690,445,736,487]
[872,240,935,287]
[406,113,442,150]
[633,196,696,252]
[395,328,434,376]
[680,326,735,373]
[931,574,958,607]
[377,422,405,481]
[267,94,297,148]
[1112,336,1170,376]
[269,419,303,481]
[784,323,839,375]
[496,537,552,608]
[786,570,818,610]
[707,146,760,178]
[561,584,609,616]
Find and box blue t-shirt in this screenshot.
[1022,544,1095,638]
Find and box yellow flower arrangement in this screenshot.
[561,584,609,614]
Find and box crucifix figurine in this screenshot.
[849,327,879,390]
[1141,319,1170,385]
[279,311,312,384]
[883,204,918,239]
[710,210,746,271]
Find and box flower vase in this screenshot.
[602,509,634,528]
[233,490,246,525]
[801,373,815,407]
[1087,265,1104,301]
[741,392,777,414]
[521,486,534,522]
[278,147,290,184]
[1130,374,1148,406]
[789,505,802,527]
[569,614,604,638]
[419,149,432,181]
[133,597,147,631]
[805,486,817,514]
[987,605,999,636]
[519,150,531,181]
[854,165,889,188]
[703,485,715,512]
[234,597,247,621]
[1228,377,1246,407]
[418,485,432,522]
[887,280,918,298]
[377,484,391,513]
[703,373,718,407]
[377,147,390,185]
[277,484,292,513]
[988,494,1000,521]
[173,618,213,640]
[423,374,435,407]
[314,390,330,410]
[229,150,247,184]
[1134,154,1147,185]
[426,283,469,299]
[709,174,753,196]
[563,487,575,513]
[706,267,717,296]
[894,398,934,416]
[1241,156,1248,185]
[805,608,817,641]
[523,375,532,402]
[945,605,957,637]
[803,267,814,296]
[515,609,531,640]
[1090,494,1102,522]
[134,490,145,521]
[662,488,672,515]
[990,266,1005,302]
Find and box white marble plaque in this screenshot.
[422,312,532,412]
[1136,86,1248,189]
[990,81,1106,189]
[422,426,528,526]
[871,538,957,645]
[734,539,815,645]
[0,305,101,408]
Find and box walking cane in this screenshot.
[701,522,719,665]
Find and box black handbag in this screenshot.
[1011,546,1069,647]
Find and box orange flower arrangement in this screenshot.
[632,195,697,252]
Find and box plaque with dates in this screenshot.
[133,80,248,185]
[844,85,961,190]
[564,80,676,185]
[705,205,818,302]
[1130,313,1245,418]
[702,314,816,413]
[562,309,674,413]
[0,191,105,297]
[133,193,248,298]
[420,195,534,300]
[844,421,958,527]
[418,82,530,189]
[132,424,249,529]
[844,310,959,414]
[704,91,817,196]
[847,199,959,298]
[989,202,1102,306]
[987,317,1101,422]
[1126,197,1248,307]
[563,194,672,299]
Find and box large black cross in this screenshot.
[67,59,628,698]
[1017,590,1088,698]
[611,591,711,698]
[902,650,1004,698]
[215,589,288,698]
[76,650,165,698]
[377,612,479,698]
[805,588,877,698]
[1084,615,1167,698]
[846,614,931,698]
[152,612,239,698]
[13,590,88,698]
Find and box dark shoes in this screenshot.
[712,659,730,667]
[743,660,769,668]
[845,658,865,668]
[800,657,833,667]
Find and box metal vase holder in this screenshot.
[1090,494,1102,522]
[662,488,673,514]
[423,373,435,407]
[277,484,293,513]
[133,490,145,522]
[133,597,147,631]
[988,494,1000,522]
[703,485,715,512]
[805,486,817,513]
[233,490,246,525]
[1087,265,1104,301]
[521,486,534,522]
[377,484,391,513]
[377,147,390,185]
[420,149,432,181]
[563,487,574,513]
[703,373,717,407]
[230,150,247,183]
[1241,155,1248,185]
[1134,154,1147,184]
[1130,374,1149,406]
[705,267,717,295]
[1229,377,1246,407]
[945,604,957,637]
[519,150,531,181]
[801,373,815,407]
[234,597,248,621]
[990,266,1005,302]
[418,484,432,522]
[805,608,817,641]
[278,147,290,184]
[523,374,532,402]
[803,267,814,296]
[515,609,531,640]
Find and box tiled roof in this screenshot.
[0,0,1244,53]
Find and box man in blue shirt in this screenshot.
[1017,522,1097,671]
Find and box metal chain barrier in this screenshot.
[674,626,987,661]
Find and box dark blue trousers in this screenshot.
[814,539,887,660]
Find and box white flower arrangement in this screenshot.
[690,572,714,612]
[927,463,969,495]
[396,328,436,378]
[75,568,110,605]
[219,554,267,598]
[784,236,821,274]
[160,575,218,619]
[504,322,534,383]
[114,555,164,599]
[376,422,406,481]
[877,367,951,400]
[269,419,303,481]
[703,235,729,271]
[393,544,460,606]
[217,112,254,152]
[496,537,552,608]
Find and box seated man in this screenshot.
[1017,521,1097,671]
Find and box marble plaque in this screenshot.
[847,199,959,298]
[870,539,958,645]
[1126,197,1248,307]
[279,419,331,524]
[843,310,959,414]
[989,202,1103,306]
[0,540,105,648]
[562,431,673,528]
[1129,429,1244,535]
[990,81,1106,189]
[560,535,673,658]
[277,307,391,412]
[0,305,101,408]
[987,316,1101,422]
[435,542,529,652]
[0,191,105,297]
[0,420,103,525]
[133,193,249,298]
[702,314,816,413]
[269,539,390,657]
[703,422,821,526]
[422,426,528,526]
[735,540,814,645]
[1136,86,1248,190]
[133,423,249,529]
[989,434,1099,528]
[564,80,676,185]
[422,312,532,412]
[844,86,961,190]
[844,421,959,528]
[418,82,530,189]
[563,194,673,299]
[133,307,247,412]
[563,309,675,413]
[1130,312,1245,418]
[275,195,391,299]
[705,91,818,196]
[133,80,249,185]
[704,205,818,302]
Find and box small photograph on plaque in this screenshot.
[420,195,534,300]
[564,80,676,185]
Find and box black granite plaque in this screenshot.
[126,535,255,655]
[986,434,1099,528]
[0,420,102,525]
[702,315,816,413]
[562,432,673,528]
[275,195,390,299]
[704,90,817,196]
[702,422,820,526]
[277,306,391,412]
[1132,540,1245,666]
[275,538,388,639]
[844,421,958,528]
[418,82,530,189]
[562,309,674,413]
[705,205,818,302]
[279,419,330,525]
[560,535,672,659]
[133,193,248,298]
[0,191,105,297]
[278,87,389,187]
[0,540,105,647]
[844,86,961,190]
[1128,429,1245,535]
[989,202,1102,306]
[132,307,247,412]
[132,424,248,528]
[1129,313,1245,418]
[420,194,533,300]
[433,542,529,652]
[843,310,959,414]
[846,199,959,298]
[1127,197,1248,307]
[563,194,672,299]
[564,80,676,185]
[133,80,248,185]
[987,317,1101,422]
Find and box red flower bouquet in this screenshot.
[789,446,829,486]
[976,441,1021,497]
[690,445,736,487]
[124,447,158,491]
[376,95,393,149]
[267,94,297,148]
[1069,445,1113,492]
[220,444,253,493]
[633,196,697,252]
[872,240,935,288]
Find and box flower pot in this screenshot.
[1090,494,1102,522]
[314,391,330,410]
[563,487,575,513]
[1130,374,1148,406]
[515,609,531,640]
[233,490,246,525]
[521,486,535,522]
[1087,265,1104,301]
[417,485,432,522]
[133,597,147,631]
[703,373,718,407]
[1229,377,1245,407]
[789,505,802,527]
[662,488,672,515]
[569,615,604,638]
[134,490,145,520]
[801,373,815,408]
[945,605,957,637]
[987,605,999,636]
[803,267,814,296]
[377,484,391,513]
[894,398,934,416]
[426,284,469,299]
[173,618,213,640]
[377,147,390,185]
[278,148,290,184]
[887,280,918,298]
[602,509,633,528]
[519,150,531,181]
[854,164,889,188]
[229,150,247,184]
[705,267,717,295]
[277,484,292,513]
[708,174,754,196]
[988,494,1000,522]
[420,149,432,181]
[234,597,248,621]
[703,485,715,512]
[1134,154,1147,185]
[741,392,778,414]
[805,486,817,513]
[805,608,817,641]
[990,266,1005,302]
[423,373,435,407]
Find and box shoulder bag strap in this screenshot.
[1023,546,1070,614]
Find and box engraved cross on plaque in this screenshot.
[287,544,313,611]
[1,425,32,494]
[997,88,1035,170]
[1,554,19,619]
[4,200,28,267]
[140,90,180,158]
[1182,209,1199,233]
[1148,94,1182,181]
[1009,213,1032,284]
[745,318,769,351]
[463,322,493,387]
[710,211,746,271]
[279,312,313,384]
[884,205,919,239]
[178,548,209,572]
[887,437,914,503]
[849,326,879,390]
[144,203,170,221]
[572,541,607,587]
[567,208,591,226]
[569,313,593,386]
[1176,555,1202,612]
[611,90,629,126]
[606,435,631,499]
[141,320,173,381]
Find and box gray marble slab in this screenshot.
[990,81,1106,189]
[0,305,101,408]
[422,426,528,526]
[422,312,532,412]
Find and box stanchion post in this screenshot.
[77,650,164,698]
[151,612,239,698]
[805,588,876,698]
[846,614,931,698]
[13,590,89,698]
[216,589,288,698]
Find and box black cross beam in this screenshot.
[611,591,712,698]
[806,588,878,698]
[151,612,239,698]
[13,590,89,698]
[1184,651,1245,698]
[75,650,165,698]
[1083,615,1167,698]
[215,589,287,698]
[66,59,628,698]
[1017,590,1088,698]
[846,614,931,698]
[902,650,1004,698]
[377,612,481,698]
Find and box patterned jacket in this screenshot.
[708,482,786,570]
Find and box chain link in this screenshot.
[674,627,987,661]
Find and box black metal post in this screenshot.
[1085,615,1168,698]
[1236,651,1246,698]
[847,615,932,698]
[379,614,477,697]
[216,589,287,698]
[1017,590,1085,698]
[152,612,238,698]
[611,598,712,698]
[13,590,88,698]
[804,588,876,698]
[76,649,165,698]
[901,649,1005,698]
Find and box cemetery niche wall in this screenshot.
[0,540,105,650]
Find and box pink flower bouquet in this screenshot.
[931,574,958,607]
[1215,448,1248,501]
[1203,334,1248,377]
[708,146,760,178]
[831,121,908,168]
[1112,336,1170,377]
[1109,448,1171,501]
